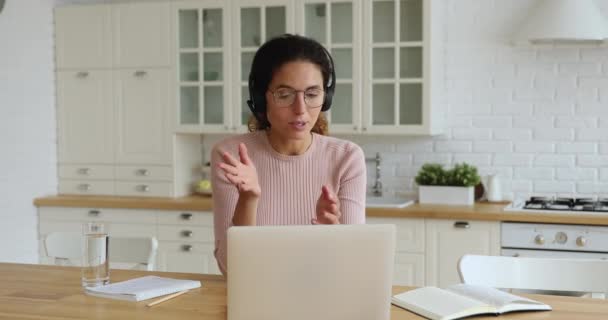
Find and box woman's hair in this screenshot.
[247,34,333,135]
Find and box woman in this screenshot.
[211,34,366,276]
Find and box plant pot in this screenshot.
[418,186,475,205]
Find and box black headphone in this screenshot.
[246,38,336,121]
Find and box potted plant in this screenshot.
[415,163,481,205]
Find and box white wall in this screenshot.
[0,0,57,263]
[203,0,608,201]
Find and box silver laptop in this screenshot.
[227,224,395,320]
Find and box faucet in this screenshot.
[366,152,383,197]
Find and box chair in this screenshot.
[44,232,158,271]
[458,254,608,299]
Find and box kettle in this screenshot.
[482,173,502,202]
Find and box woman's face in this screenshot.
[265,60,324,141]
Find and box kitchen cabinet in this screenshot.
[174,0,295,133]
[367,217,425,286]
[55,3,200,197]
[38,207,221,275]
[112,2,171,68]
[425,219,500,287]
[55,5,112,69]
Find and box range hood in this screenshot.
[513,0,608,44]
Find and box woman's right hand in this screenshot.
[218,143,261,198]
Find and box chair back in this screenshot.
[458,254,608,297]
[44,232,158,270]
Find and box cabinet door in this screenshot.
[113,2,170,68]
[232,0,295,133]
[394,252,425,286]
[174,1,231,133]
[55,5,112,69]
[157,242,221,274]
[114,69,171,164]
[426,219,500,287]
[362,0,427,134]
[57,70,114,164]
[296,0,362,134]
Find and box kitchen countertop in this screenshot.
[33,195,608,226]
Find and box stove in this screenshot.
[506,197,608,214]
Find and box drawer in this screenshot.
[39,220,156,238]
[157,211,213,226]
[59,180,114,195]
[59,164,114,179]
[115,181,172,197]
[158,225,214,242]
[39,207,157,223]
[115,165,172,181]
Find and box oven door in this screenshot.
[502,248,608,259]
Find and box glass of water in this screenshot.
[81,222,109,287]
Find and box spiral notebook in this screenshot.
[84,276,201,302]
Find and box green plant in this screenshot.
[415,163,480,187]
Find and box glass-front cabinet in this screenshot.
[363,0,444,134]
[296,0,362,134]
[174,0,231,133]
[233,0,295,133]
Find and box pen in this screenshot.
[146,290,189,307]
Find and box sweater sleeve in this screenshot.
[337,144,366,224]
[211,142,238,276]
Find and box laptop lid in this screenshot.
[227,224,395,320]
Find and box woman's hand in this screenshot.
[312,185,341,225]
[218,143,261,198]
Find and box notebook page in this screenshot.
[86,276,201,300]
[392,287,490,320]
[446,284,545,308]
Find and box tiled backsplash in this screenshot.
[203,0,608,201]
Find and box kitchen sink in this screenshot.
[366,196,415,208]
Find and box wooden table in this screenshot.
[1,263,607,319]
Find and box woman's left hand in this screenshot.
[312,185,341,225]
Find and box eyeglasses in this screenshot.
[268,87,325,108]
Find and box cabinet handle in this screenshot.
[136,184,150,192]
[232,126,237,131]
[88,210,100,217]
[77,168,90,175]
[180,213,193,220]
[134,70,147,77]
[78,183,91,191]
[353,125,358,131]
[362,127,368,132]
[136,169,149,176]
[181,244,193,252]
[181,230,193,238]
[76,71,89,78]
[224,125,229,130]
[454,221,470,229]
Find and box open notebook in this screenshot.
[85,276,201,302]
[392,284,551,320]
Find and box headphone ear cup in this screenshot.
[321,88,333,112]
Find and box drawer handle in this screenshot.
[181,244,193,252]
[78,183,91,191]
[77,168,90,175]
[76,71,89,78]
[180,213,193,220]
[181,230,193,238]
[88,210,100,217]
[454,221,470,229]
[136,184,150,192]
[136,169,149,176]
[134,70,147,77]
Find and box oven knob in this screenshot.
[534,234,545,245]
[576,236,587,247]
[555,232,568,244]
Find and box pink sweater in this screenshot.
[211,131,367,274]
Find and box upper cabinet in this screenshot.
[55,5,112,69]
[361,0,444,135]
[112,2,171,68]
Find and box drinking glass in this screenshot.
[81,222,109,287]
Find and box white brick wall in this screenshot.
[0,0,57,263]
[201,0,608,201]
